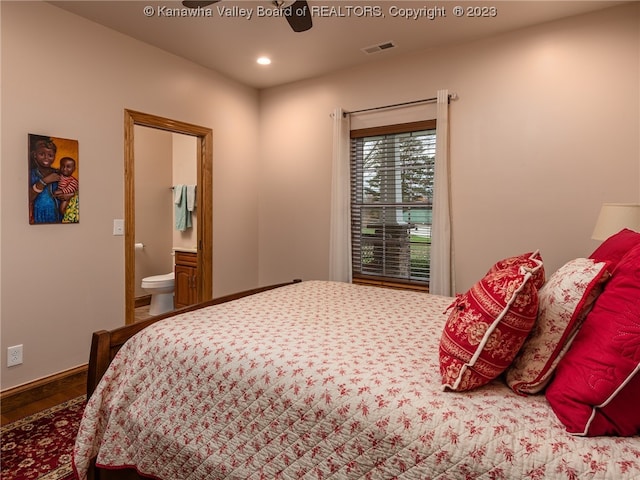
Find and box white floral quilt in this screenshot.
[74,281,640,479]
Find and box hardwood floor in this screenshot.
[1,304,152,427]
[135,303,154,322]
[1,369,86,426]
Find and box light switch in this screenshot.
[113,219,124,236]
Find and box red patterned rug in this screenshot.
[1,396,85,480]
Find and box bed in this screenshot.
[73,272,640,479]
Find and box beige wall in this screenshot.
[1,1,639,391]
[134,128,198,298]
[0,1,261,389]
[172,133,198,251]
[134,126,174,298]
[258,3,640,292]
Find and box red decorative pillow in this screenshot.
[440,256,542,391]
[546,243,640,436]
[589,228,640,269]
[506,258,611,395]
[487,250,545,289]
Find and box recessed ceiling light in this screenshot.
[257,57,271,65]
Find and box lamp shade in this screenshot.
[592,203,640,241]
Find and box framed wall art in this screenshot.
[28,134,79,224]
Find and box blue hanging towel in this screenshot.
[174,185,191,231]
[186,184,196,212]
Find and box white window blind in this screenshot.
[350,120,436,285]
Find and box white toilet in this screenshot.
[141,272,175,315]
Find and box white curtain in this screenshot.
[329,94,454,290]
[429,89,455,296]
[329,107,352,282]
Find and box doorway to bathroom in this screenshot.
[123,110,213,325]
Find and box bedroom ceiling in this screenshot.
[50,0,627,89]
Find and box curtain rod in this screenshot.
[343,93,456,117]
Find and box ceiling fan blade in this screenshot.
[284,0,312,32]
[182,1,220,8]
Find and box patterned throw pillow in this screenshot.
[506,258,611,395]
[546,243,640,436]
[439,254,543,391]
[487,251,546,290]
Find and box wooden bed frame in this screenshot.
[87,280,300,398]
[85,280,299,479]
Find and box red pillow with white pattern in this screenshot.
[546,243,640,436]
[506,258,611,395]
[488,250,546,289]
[440,256,542,391]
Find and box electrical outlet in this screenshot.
[7,345,23,367]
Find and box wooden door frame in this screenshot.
[124,109,213,324]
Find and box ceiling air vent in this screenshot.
[362,41,396,55]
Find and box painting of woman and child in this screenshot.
[28,134,79,224]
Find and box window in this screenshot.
[350,120,436,289]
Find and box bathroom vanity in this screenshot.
[174,249,198,309]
